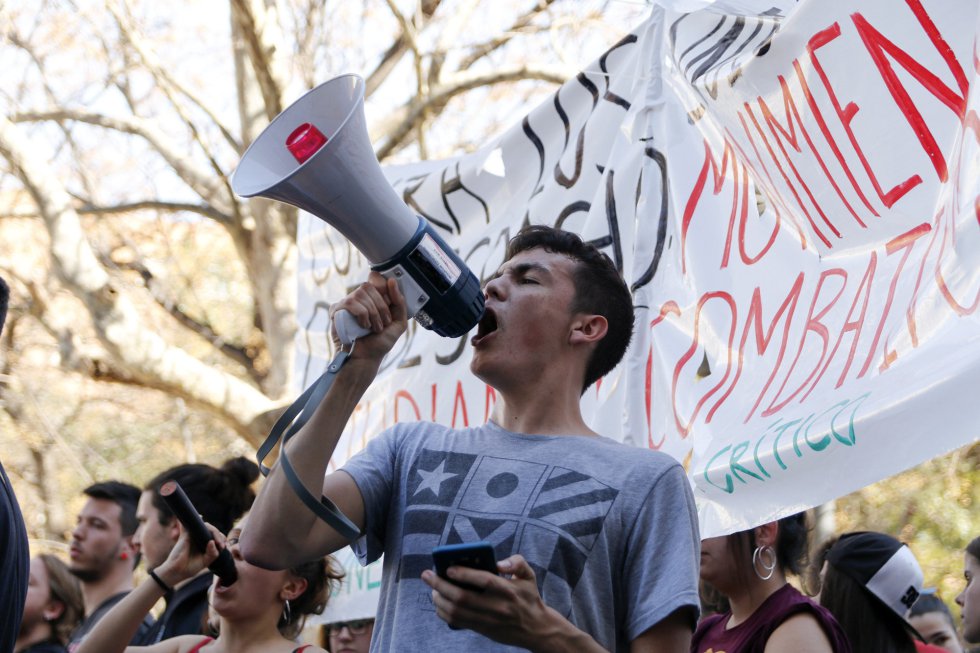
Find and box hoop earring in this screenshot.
[281,599,291,625]
[752,545,776,581]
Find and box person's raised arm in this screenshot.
[241,273,407,570]
[75,523,223,653]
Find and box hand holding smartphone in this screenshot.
[431,542,498,591]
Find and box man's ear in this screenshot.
[280,576,309,603]
[120,535,140,567]
[167,517,181,544]
[569,314,608,346]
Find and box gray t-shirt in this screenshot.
[341,420,700,652]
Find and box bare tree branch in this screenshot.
[2,200,232,225]
[365,0,443,98]
[0,0,637,461]
[230,0,287,121]
[456,0,559,71]
[10,109,237,216]
[108,0,242,152]
[383,0,433,157]
[375,65,570,159]
[75,200,233,225]
[6,29,103,200]
[0,113,278,445]
[97,251,265,384]
[293,0,326,89]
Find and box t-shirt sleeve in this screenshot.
[621,461,701,641]
[339,425,401,565]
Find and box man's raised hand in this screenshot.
[329,272,408,361]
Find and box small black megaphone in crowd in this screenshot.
[231,74,484,345]
[159,480,238,587]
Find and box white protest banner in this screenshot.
[296,0,980,538]
[308,548,383,626]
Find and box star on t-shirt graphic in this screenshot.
[414,460,457,497]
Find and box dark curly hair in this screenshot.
[505,225,634,392]
[146,457,259,535]
[278,555,345,639]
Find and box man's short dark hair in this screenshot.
[82,481,141,536]
[145,457,259,536]
[505,225,634,391]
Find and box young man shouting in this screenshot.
[242,226,700,652]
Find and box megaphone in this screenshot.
[159,480,238,587]
[231,74,484,344]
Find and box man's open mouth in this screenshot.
[472,309,498,344]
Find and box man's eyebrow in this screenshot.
[487,262,551,283]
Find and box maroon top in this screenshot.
[691,584,851,653]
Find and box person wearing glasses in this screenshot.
[325,618,373,653]
[317,548,378,653]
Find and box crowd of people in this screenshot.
[6,469,979,653]
[5,456,365,653]
[1,226,978,653]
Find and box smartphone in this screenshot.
[431,541,499,591]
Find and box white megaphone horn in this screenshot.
[231,74,484,345]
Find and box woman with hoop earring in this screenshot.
[691,512,851,653]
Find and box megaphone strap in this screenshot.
[256,350,362,542]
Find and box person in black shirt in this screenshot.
[0,276,31,653]
[0,457,29,653]
[132,457,259,644]
[66,481,151,651]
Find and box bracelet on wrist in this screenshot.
[148,568,174,595]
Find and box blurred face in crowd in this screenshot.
[328,618,375,653]
[134,490,177,571]
[208,527,306,622]
[19,557,63,638]
[957,552,980,643]
[698,535,739,594]
[908,610,964,653]
[69,498,130,582]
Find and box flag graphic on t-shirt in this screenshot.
[399,448,619,615]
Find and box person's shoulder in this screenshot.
[765,611,835,652]
[588,436,685,470]
[387,420,458,437]
[371,420,470,459]
[383,420,462,446]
